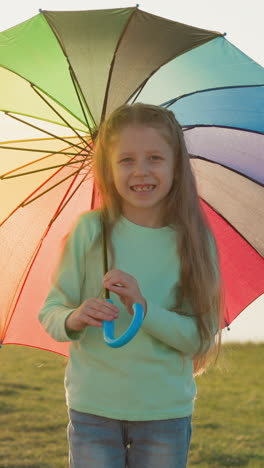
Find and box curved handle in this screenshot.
[103,300,144,348]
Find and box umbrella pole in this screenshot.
[101,215,110,300]
[100,214,145,348]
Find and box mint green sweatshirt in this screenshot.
[39,210,214,420]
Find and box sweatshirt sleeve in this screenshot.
[141,301,207,356]
[38,215,90,342]
[141,233,219,356]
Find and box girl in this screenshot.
[39,103,222,468]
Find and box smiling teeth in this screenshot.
[132,185,154,192]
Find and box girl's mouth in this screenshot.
[130,185,156,192]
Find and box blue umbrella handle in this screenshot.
[103,300,144,348]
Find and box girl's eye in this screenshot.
[119,157,133,164]
[150,155,162,161]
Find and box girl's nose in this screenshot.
[133,159,149,175]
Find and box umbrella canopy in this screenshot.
[0,7,263,356]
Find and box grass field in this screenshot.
[1,343,263,467]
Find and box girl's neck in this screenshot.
[121,209,165,229]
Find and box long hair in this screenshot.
[93,103,222,375]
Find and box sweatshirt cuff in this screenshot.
[64,310,85,341]
[41,307,84,342]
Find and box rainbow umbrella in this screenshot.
[0,7,263,355]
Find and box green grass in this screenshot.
[190,343,264,467]
[1,343,263,467]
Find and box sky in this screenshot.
[0,0,263,342]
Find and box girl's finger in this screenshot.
[104,271,132,286]
[104,269,126,280]
[106,287,134,304]
[81,310,117,327]
[104,279,128,290]
[88,308,118,320]
[86,317,103,327]
[105,284,130,296]
[89,299,119,313]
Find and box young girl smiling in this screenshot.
[39,103,222,468]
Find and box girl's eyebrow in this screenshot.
[118,150,163,156]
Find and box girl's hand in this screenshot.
[65,298,119,331]
[103,269,147,316]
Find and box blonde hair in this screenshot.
[93,103,222,375]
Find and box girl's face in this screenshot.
[109,124,175,227]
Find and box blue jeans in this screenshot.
[68,409,192,468]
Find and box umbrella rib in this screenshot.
[0,152,89,227]
[50,170,93,225]
[201,198,264,257]
[38,11,96,134]
[0,63,91,133]
[0,144,80,156]
[4,112,89,153]
[127,75,156,106]
[163,84,264,106]
[190,154,264,187]
[69,67,96,137]
[183,124,264,136]
[0,140,89,178]
[190,155,264,187]
[100,7,138,122]
[21,161,92,207]
[126,35,224,105]
[130,79,149,104]
[31,84,93,150]
[1,158,89,179]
